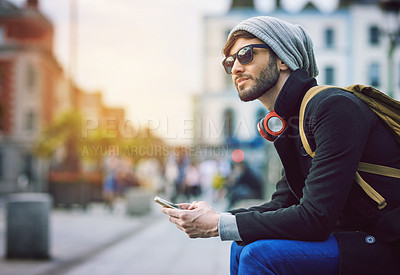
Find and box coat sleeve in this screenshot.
[229,170,299,215]
[234,90,374,244]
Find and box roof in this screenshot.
[0,0,21,16]
[0,0,52,29]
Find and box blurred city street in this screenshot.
[1,0,396,274]
[0,199,231,275]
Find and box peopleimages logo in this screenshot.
[81,115,259,140]
[81,115,317,140]
[81,144,230,158]
[81,116,140,139]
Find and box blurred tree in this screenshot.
[34,111,168,172]
[34,111,83,172]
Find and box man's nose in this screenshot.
[232,59,245,75]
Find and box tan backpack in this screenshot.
[299,85,400,209]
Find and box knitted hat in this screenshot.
[228,16,319,78]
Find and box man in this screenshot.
[162,16,400,275]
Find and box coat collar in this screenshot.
[274,69,317,121]
[272,69,317,198]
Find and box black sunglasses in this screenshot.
[222,44,270,74]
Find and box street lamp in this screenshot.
[379,0,400,98]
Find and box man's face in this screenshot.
[229,38,280,102]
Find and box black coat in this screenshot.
[230,69,400,274]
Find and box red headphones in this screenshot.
[257,110,287,141]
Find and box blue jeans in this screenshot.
[230,235,339,275]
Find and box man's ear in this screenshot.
[277,59,290,71]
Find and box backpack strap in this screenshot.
[358,162,400,179]
[354,172,387,209]
[299,85,390,210]
[299,85,333,158]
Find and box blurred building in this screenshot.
[194,0,400,199]
[0,0,66,193]
[0,0,126,195]
[102,106,126,139]
[78,91,126,139]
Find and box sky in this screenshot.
[9,0,232,143]
[8,0,339,143]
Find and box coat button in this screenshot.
[300,147,309,157]
[365,235,376,244]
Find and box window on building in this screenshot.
[0,149,3,179]
[24,153,33,180]
[369,25,380,46]
[325,66,335,85]
[223,108,234,139]
[0,68,2,94]
[324,28,335,49]
[0,26,4,45]
[0,104,3,131]
[369,62,380,87]
[26,64,36,91]
[25,110,36,131]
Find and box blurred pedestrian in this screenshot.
[134,157,164,195]
[199,158,218,202]
[183,160,201,200]
[171,153,188,202]
[164,155,179,199]
[116,157,140,193]
[225,161,262,209]
[102,153,120,211]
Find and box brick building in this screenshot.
[0,0,125,195]
[0,0,67,193]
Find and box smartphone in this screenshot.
[154,196,180,209]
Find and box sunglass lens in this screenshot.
[223,46,254,74]
[237,47,253,65]
[223,56,235,74]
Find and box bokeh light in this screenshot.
[232,149,245,163]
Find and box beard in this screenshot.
[236,56,279,102]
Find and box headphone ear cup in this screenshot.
[257,111,287,141]
[257,118,276,141]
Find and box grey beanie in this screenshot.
[228,16,319,78]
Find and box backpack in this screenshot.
[299,84,400,210]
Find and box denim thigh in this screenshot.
[230,235,339,275]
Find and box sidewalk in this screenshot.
[0,198,231,275]
[0,200,162,275]
[63,209,231,275]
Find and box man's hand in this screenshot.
[161,201,220,239]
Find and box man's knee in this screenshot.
[231,241,241,253]
[235,241,276,274]
[239,241,273,265]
